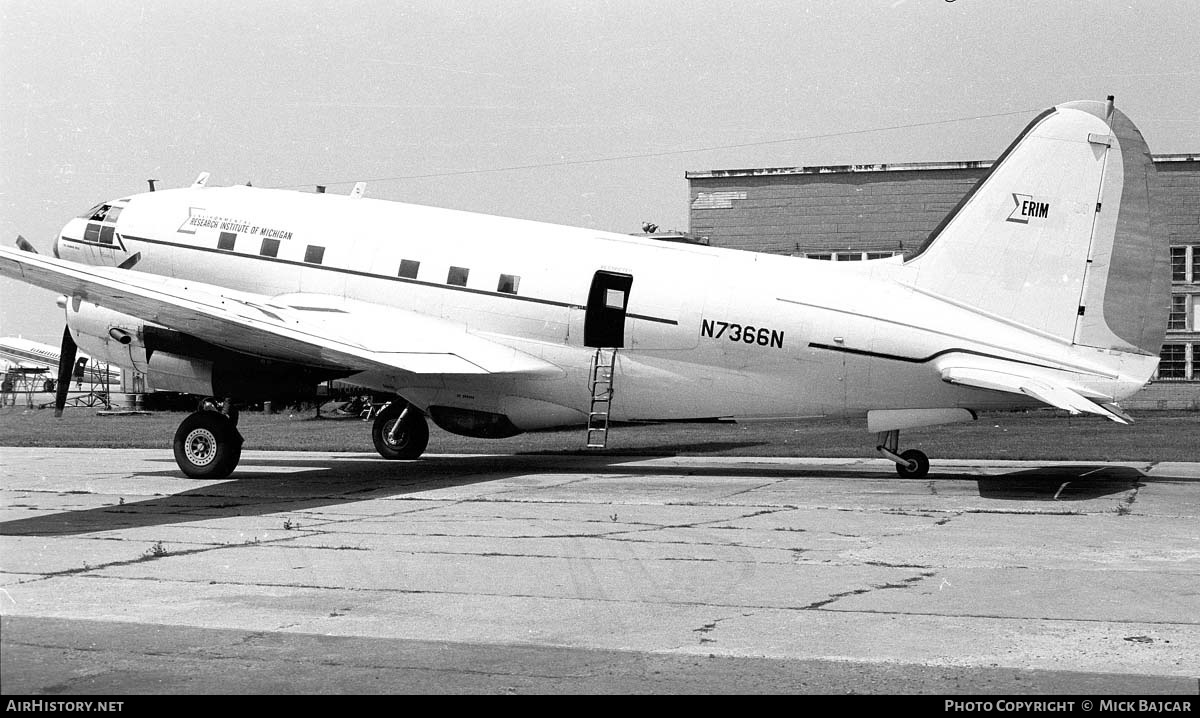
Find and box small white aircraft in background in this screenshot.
[0,98,1169,480]
[0,335,120,388]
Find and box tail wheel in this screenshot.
[895,449,930,479]
[173,411,243,479]
[372,401,429,460]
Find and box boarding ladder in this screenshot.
[586,347,618,448]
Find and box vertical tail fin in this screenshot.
[905,100,1169,356]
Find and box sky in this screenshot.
[2,0,1197,344]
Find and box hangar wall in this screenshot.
[686,155,1200,409]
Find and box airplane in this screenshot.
[0,335,121,389]
[0,98,1170,481]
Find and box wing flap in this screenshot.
[0,246,560,377]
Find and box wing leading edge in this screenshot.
[0,246,561,378]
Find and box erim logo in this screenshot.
[1007,193,1050,224]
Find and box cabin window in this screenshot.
[84,223,101,243]
[218,232,237,251]
[497,274,520,294]
[447,266,469,287]
[104,206,122,223]
[260,238,280,258]
[398,259,420,279]
[304,245,325,264]
[99,225,115,245]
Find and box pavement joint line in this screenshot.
[22,575,1200,629]
[5,533,313,582]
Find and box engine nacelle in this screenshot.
[62,298,348,398]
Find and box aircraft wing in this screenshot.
[0,246,560,377]
[935,354,1131,424]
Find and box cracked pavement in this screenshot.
[1,448,1198,692]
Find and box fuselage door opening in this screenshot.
[584,270,633,348]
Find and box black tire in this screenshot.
[895,449,930,479]
[372,401,429,460]
[173,411,243,480]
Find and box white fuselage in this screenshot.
[55,184,1155,430]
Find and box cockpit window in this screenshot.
[84,204,111,222]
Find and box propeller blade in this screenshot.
[15,235,38,253]
[54,326,77,418]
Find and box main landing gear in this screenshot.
[371,400,430,460]
[173,398,243,480]
[876,429,930,479]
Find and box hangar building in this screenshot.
[686,154,1200,409]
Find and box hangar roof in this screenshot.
[685,153,1196,179]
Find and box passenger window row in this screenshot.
[217,231,326,265]
[213,235,520,295]
[398,259,520,295]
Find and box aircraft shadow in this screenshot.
[0,454,1187,537]
[973,465,1148,501]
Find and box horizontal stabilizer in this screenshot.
[939,365,1131,424]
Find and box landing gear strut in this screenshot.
[876,429,929,479]
[173,398,243,480]
[372,400,429,460]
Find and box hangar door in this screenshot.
[584,271,633,348]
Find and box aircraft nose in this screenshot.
[54,218,87,259]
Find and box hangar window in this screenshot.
[1192,246,1200,283]
[835,253,863,261]
[806,253,832,261]
[447,266,469,287]
[218,232,237,251]
[866,252,898,260]
[398,259,420,279]
[1157,344,1187,380]
[304,245,325,264]
[1168,295,1189,331]
[260,238,280,258]
[497,274,520,295]
[1171,247,1188,282]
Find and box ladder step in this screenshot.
[585,347,618,449]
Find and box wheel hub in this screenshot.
[184,428,218,466]
[385,420,408,448]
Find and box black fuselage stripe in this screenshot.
[808,342,1066,372]
[73,233,679,326]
